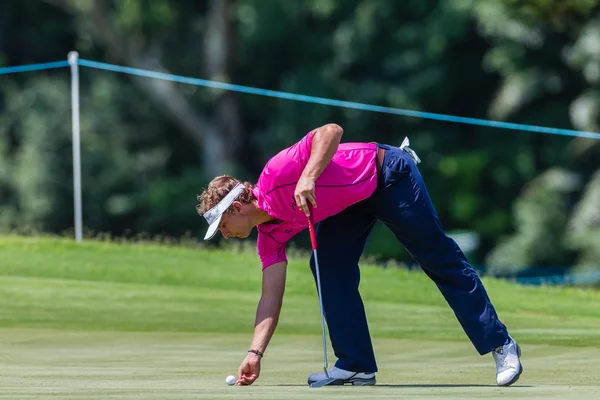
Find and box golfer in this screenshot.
[197,123,523,387]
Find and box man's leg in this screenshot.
[309,201,378,373]
[373,146,508,354]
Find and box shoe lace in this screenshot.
[494,346,509,367]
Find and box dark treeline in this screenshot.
[0,0,599,276]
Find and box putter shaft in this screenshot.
[312,248,329,374]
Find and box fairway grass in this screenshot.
[1,235,600,399]
[4,330,600,399]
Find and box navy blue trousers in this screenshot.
[309,143,509,373]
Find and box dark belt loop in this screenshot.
[375,145,385,190]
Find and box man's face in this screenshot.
[218,205,251,239]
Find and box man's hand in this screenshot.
[294,175,317,216]
[236,352,261,385]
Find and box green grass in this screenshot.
[1,235,600,399]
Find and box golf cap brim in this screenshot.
[202,183,244,240]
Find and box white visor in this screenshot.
[202,183,244,240]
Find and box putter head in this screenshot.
[309,367,337,388]
[309,377,338,388]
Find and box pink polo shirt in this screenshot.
[252,131,378,270]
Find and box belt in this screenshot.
[377,147,385,169]
[374,138,421,171]
[374,140,420,186]
[375,146,385,187]
[376,146,385,170]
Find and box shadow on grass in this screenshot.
[374,384,533,388]
[276,384,534,388]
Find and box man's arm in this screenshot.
[295,123,344,216]
[302,123,344,180]
[237,261,286,385]
[249,261,287,352]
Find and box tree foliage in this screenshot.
[0,0,598,274]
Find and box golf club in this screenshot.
[307,212,337,388]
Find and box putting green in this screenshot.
[3,330,600,399]
[1,236,600,399]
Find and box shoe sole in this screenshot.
[498,342,523,387]
[307,377,376,386]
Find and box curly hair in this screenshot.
[196,175,256,216]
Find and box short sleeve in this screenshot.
[257,230,288,270]
[280,130,314,165]
[300,130,315,159]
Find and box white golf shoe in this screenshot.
[492,336,523,386]
[307,366,376,386]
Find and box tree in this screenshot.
[474,0,600,272]
[45,0,242,177]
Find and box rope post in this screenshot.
[68,51,83,243]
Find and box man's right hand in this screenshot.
[294,175,317,216]
[236,262,286,385]
[236,352,262,385]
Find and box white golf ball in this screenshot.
[225,375,236,385]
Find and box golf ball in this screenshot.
[225,375,236,385]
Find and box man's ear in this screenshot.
[231,201,243,214]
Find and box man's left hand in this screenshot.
[294,176,317,216]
